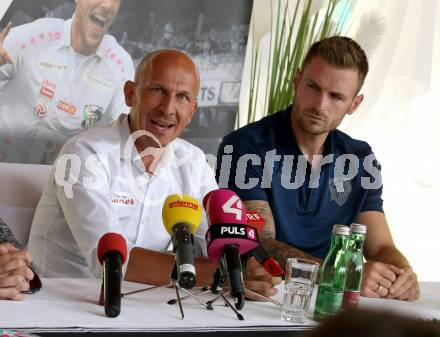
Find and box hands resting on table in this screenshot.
[0,241,420,303]
[361,261,419,301]
[0,243,34,300]
[243,258,420,302]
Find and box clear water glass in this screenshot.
[281,258,319,323]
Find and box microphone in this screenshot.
[245,211,285,277]
[97,232,127,318]
[162,194,202,289]
[250,246,285,277]
[204,189,259,309]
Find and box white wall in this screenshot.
[0,1,12,19]
[342,0,440,281]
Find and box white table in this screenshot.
[1,279,439,334]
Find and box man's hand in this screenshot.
[243,257,282,301]
[0,243,34,300]
[361,261,420,301]
[0,22,13,66]
[385,266,420,301]
[361,261,399,298]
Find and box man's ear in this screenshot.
[187,101,198,125]
[124,81,135,107]
[348,94,364,115]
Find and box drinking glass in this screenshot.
[281,258,319,323]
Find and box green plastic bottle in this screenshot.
[342,223,366,309]
[314,224,350,321]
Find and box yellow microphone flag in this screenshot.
[162,194,202,234]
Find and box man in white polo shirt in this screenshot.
[0,0,134,164]
[28,50,280,296]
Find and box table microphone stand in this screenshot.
[168,261,245,320]
[167,256,283,320]
[121,262,210,319]
[206,266,245,320]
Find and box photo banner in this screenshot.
[0,0,252,164]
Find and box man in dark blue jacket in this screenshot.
[217,36,419,301]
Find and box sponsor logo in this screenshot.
[246,213,262,221]
[57,100,76,115]
[40,86,54,99]
[169,200,199,211]
[39,79,56,100]
[39,61,68,72]
[112,192,135,206]
[220,226,246,236]
[86,74,112,91]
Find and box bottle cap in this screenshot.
[332,224,350,236]
[350,223,366,234]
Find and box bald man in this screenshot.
[29,50,280,298]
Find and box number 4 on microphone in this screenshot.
[222,195,243,221]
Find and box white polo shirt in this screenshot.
[0,17,134,164]
[28,114,218,278]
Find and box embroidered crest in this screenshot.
[329,178,352,206]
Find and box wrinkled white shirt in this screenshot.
[28,114,218,278]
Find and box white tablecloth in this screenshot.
[1,279,439,333]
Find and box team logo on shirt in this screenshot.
[81,104,103,130]
[329,178,352,206]
[35,80,56,119]
[35,103,47,119]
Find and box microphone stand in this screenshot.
[205,265,244,320]
[167,251,284,321]
[170,253,283,320]
[121,262,211,319]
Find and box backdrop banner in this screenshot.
[0,0,252,164]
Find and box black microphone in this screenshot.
[97,233,127,318]
[222,244,244,300]
[203,189,259,310]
